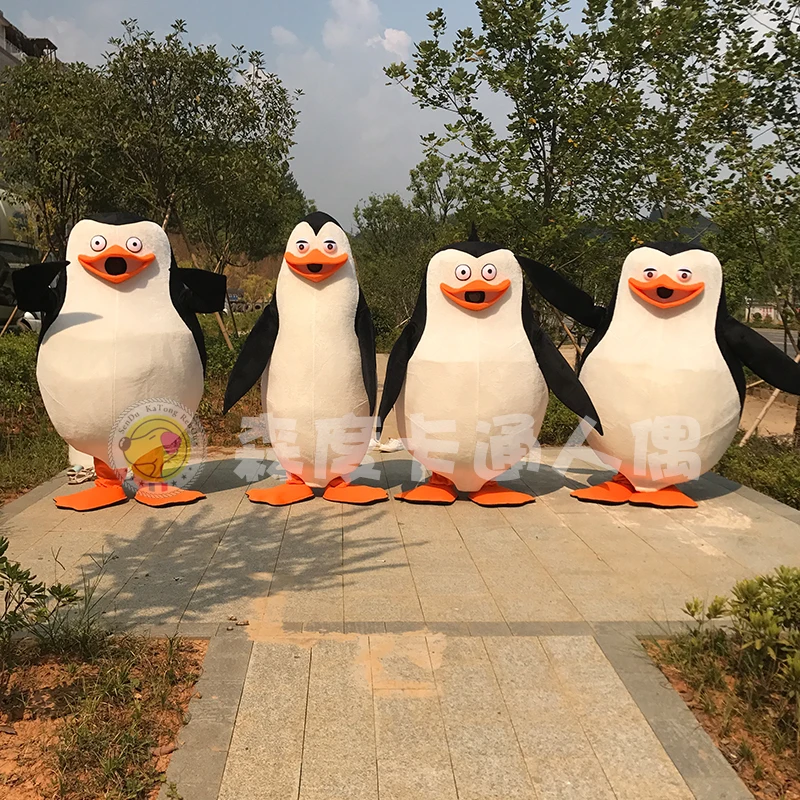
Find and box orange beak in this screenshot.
[284,249,349,283]
[628,275,705,309]
[440,279,511,311]
[78,245,155,284]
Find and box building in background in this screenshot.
[0,9,56,69]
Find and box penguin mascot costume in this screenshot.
[12,212,226,511]
[525,242,800,507]
[224,211,387,506]
[377,234,602,506]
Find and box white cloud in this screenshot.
[322,0,380,50]
[271,25,299,48]
[367,28,411,59]
[18,1,125,64]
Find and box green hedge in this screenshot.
[0,333,67,501]
[716,434,800,510]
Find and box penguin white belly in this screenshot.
[580,334,740,491]
[398,332,547,492]
[37,297,204,464]
[263,326,369,488]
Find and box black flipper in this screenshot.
[517,255,606,329]
[12,261,68,346]
[168,262,226,376]
[12,261,67,311]
[721,316,800,395]
[223,291,279,413]
[176,267,227,313]
[355,289,378,416]
[522,291,603,435]
[376,281,427,439]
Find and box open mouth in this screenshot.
[104,256,128,276]
[78,246,155,284]
[440,279,511,311]
[628,277,705,309]
[285,250,348,283]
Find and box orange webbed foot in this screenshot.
[628,485,698,509]
[54,484,128,512]
[397,473,458,505]
[469,481,535,507]
[247,474,314,506]
[134,487,206,507]
[571,473,635,505]
[323,477,388,505]
[55,458,128,511]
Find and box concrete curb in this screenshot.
[596,628,754,800]
[706,470,800,525]
[0,469,68,526]
[158,634,253,800]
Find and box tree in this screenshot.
[408,151,467,223]
[0,19,304,269]
[353,193,457,346]
[385,0,729,299]
[697,0,800,442]
[100,19,300,232]
[0,60,111,258]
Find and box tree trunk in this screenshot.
[793,396,800,450]
[793,334,800,449]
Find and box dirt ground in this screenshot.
[740,392,798,438]
[0,639,206,800]
[645,641,800,800]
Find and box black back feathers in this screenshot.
[638,241,708,256]
[86,211,150,226]
[303,211,341,234]
[437,240,506,259]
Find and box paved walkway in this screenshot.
[2,447,796,799]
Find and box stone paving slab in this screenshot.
[4,446,790,798]
[209,632,723,800]
[2,448,797,634]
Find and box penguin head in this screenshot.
[69,213,169,286]
[283,211,352,284]
[621,242,721,315]
[430,240,519,315]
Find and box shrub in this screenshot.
[0,333,67,501]
[715,435,800,510]
[0,536,81,694]
[0,332,40,422]
[668,566,800,752]
[538,394,583,446]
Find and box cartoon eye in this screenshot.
[126,236,143,253]
[455,264,472,281]
[324,240,338,254]
[677,269,692,282]
[90,235,107,252]
[481,264,497,281]
[297,240,309,253]
[643,268,657,280]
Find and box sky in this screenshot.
[11,0,492,229]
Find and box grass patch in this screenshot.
[0,333,67,504]
[716,434,800,510]
[0,538,204,799]
[647,569,800,799]
[1,636,204,800]
[197,327,261,448]
[538,394,584,446]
